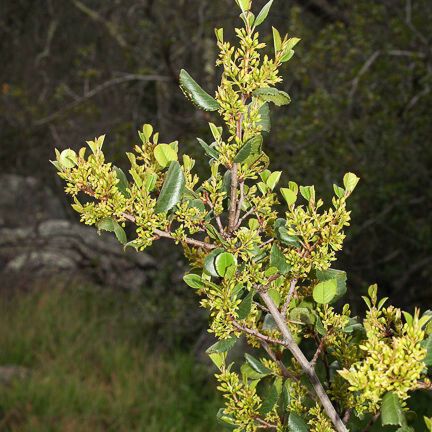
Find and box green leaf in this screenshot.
[277,227,301,248]
[259,382,279,415]
[155,161,185,213]
[424,416,432,431]
[280,49,294,63]
[237,290,254,320]
[290,307,315,325]
[245,353,272,375]
[179,69,220,112]
[316,268,347,301]
[422,334,432,366]
[234,135,263,163]
[207,337,239,354]
[208,352,226,370]
[281,187,297,206]
[255,0,274,26]
[154,144,178,168]
[381,392,406,426]
[270,244,291,275]
[97,218,127,245]
[313,279,338,304]
[266,171,282,190]
[113,166,129,197]
[286,37,301,51]
[288,412,309,431]
[333,184,345,198]
[197,138,219,159]
[215,252,237,277]
[343,172,360,193]
[258,103,271,132]
[236,0,251,12]
[272,27,282,53]
[267,287,281,307]
[143,172,158,192]
[253,87,291,107]
[59,149,77,168]
[300,185,315,202]
[204,248,224,277]
[216,409,237,430]
[241,363,267,381]
[183,274,206,289]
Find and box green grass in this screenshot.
[0,286,221,432]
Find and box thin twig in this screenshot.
[259,291,348,432]
[231,319,287,347]
[121,213,216,250]
[234,180,245,227]
[311,337,326,368]
[282,279,297,318]
[235,206,256,230]
[228,162,239,233]
[154,229,217,250]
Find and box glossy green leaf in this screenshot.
[197,138,219,159]
[259,382,279,415]
[236,0,251,12]
[316,268,347,301]
[266,171,282,190]
[179,69,220,112]
[183,274,206,289]
[245,353,272,375]
[270,244,291,275]
[277,227,301,248]
[97,217,127,245]
[253,87,291,106]
[204,248,224,277]
[208,352,226,370]
[113,166,130,197]
[215,252,237,277]
[237,290,254,320]
[255,0,274,26]
[288,412,309,431]
[280,187,297,206]
[155,161,185,213]
[422,334,432,366]
[154,143,178,168]
[343,172,360,193]
[59,149,77,168]
[234,135,263,163]
[290,307,315,325]
[216,408,237,430]
[381,392,406,426]
[258,103,271,132]
[207,337,238,354]
[333,184,345,198]
[313,279,338,304]
[424,416,432,431]
[143,172,158,192]
[272,27,282,53]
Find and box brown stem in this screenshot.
[235,206,256,230]
[121,213,216,250]
[259,291,348,432]
[228,162,239,233]
[234,180,245,227]
[153,229,216,250]
[281,278,297,318]
[311,337,326,368]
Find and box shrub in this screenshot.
[52,1,432,430]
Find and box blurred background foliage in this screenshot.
[0,0,431,429]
